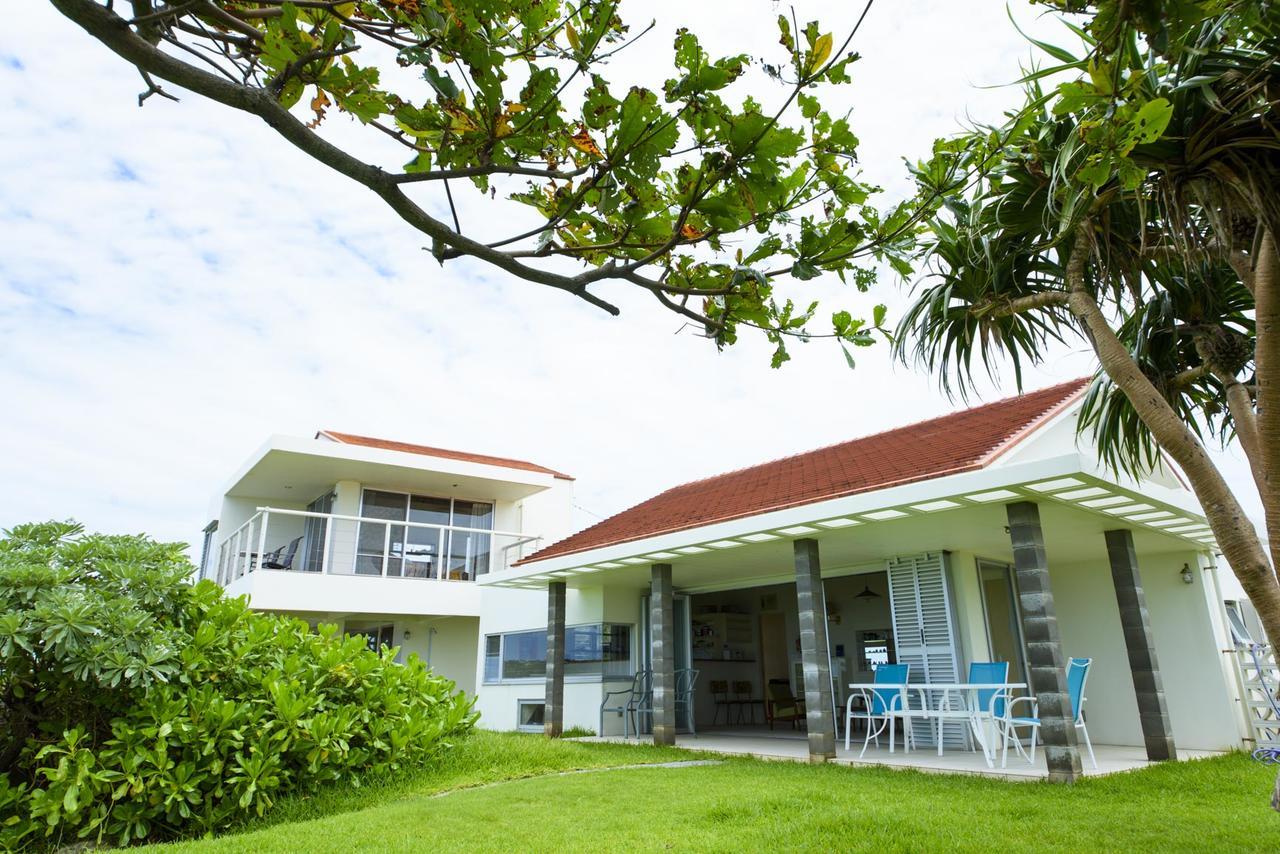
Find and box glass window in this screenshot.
[302,491,334,573]
[356,490,407,576]
[349,623,395,653]
[1225,601,1254,645]
[449,501,494,579]
[355,490,495,579]
[484,635,502,682]
[517,701,545,731]
[485,624,632,682]
[566,623,632,679]
[198,521,218,581]
[405,495,450,578]
[502,630,548,679]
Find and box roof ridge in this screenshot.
[316,430,574,480]
[648,377,1089,496]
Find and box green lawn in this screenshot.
[154,732,1278,852]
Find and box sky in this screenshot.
[0,1,1263,555]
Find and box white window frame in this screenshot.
[516,699,546,732]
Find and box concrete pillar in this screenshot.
[1006,501,1082,782]
[1104,529,1177,761]
[794,538,836,762]
[544,581,566,738]
[650,564,677,746]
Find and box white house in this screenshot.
[199,429,575,718]
[201,381,1256,778]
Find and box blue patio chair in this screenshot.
[845,662,912,757]
[1000,657,1098,769]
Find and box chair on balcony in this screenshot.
[844,662,912,757]
[1000,656,1098,770]
[261,536,302,570]
[600,669,653,738]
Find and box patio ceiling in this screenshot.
[481,453,1215,591]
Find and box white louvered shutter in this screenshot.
[886,553,965,747]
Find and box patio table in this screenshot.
[846,681,1027,767]
[916,682,1027,767]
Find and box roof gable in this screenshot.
[316,431,573,480]
[522,379,1087,564]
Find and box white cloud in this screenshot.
[0,2,1262,553]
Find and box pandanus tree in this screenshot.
[899,2,1280,674]
[46,0,921,366]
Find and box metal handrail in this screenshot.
[215,506,542,585]
[254,505,529,539]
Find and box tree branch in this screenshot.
[990,290,1069,317]
[49,0,621,315]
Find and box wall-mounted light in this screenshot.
[1180,563,1194,585]
[403,629,412,640]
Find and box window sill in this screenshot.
[483,674,634,687]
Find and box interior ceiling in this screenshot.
[227,449,550,503]
[538,499,1202,594]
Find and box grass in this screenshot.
[153,732,1279,852]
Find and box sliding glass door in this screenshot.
[976,559,1028,687]
[355,489,494,579]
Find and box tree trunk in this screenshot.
[1252,231,1280,585]
[1063,229,1280,659]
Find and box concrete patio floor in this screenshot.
[583,726,1222,780]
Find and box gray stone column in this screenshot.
[1006,501,1082,782]
[1104,529,1177,761]
[794,538,836,762]
[650,564,677,746]
[544,581,566,738]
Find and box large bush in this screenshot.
[0,522,476,849]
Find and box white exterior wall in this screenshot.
[473,582,626,733]
[209,434,576,727]
[1050,547,1240,751]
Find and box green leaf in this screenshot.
[791,260,820,280]
[841,343,857,369]
[1130,97,1173,144]
[422,65,459,101]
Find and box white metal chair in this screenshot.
[1000,657,1098,769]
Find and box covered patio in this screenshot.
[482,381,1245,782]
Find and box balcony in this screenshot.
[212,506,542,590]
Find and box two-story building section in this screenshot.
[199,430,576,718]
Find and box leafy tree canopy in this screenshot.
[49,0,932,367]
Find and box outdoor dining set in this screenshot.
[845,658,1098,770]
[598,658,1098,772]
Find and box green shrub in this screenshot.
[0,522,477,849]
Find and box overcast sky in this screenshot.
[0,1,1262,553]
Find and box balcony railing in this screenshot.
[211,506,541,587]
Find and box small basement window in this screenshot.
[517,700,545,732]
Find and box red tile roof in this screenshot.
[317,431,573,480]
[521,379,1087,564]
